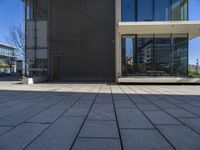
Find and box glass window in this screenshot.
[137,0,153,21]
[122,0,135,21]
[181,0,188,20]
[122,34,188,77]
[172,0,188,21]
[172,34,188,76]
[154,0,171,21]
[154,35,171,75]
[137,35,154,75]
[122,36,136,75]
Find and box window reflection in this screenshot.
[154,0,171,21]
[122,34,188,76]
[122,0,135,21]
[172,34,188,76]
[121,0,188,21]
[154,35,171,75]
[122,36,136,75]
[172,0,188,21]
[137,35,154,75]
[137,0,153,21]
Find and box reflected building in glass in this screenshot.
[120,0,196,77]
[24,0,200,82]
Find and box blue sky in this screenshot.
[0,0,199,64]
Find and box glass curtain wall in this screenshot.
[172,0,188,21]
[122,34,188,76]
[154,35,171,75]
[137,35,154,75]
[154,0,171,21]
[121,0,188,21]
[122,0,136,21]
[172,34,188,76]
[137,0,153,21]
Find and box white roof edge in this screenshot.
[118,21,200,40]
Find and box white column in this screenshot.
[115,0,122,82]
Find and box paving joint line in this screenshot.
[21,86,94,150]
[148,87,200,117]
[138,86,200,135]
[134,86,200,136]
[110,85,125,150]
[120,85,176,150]
[69,84,103,150]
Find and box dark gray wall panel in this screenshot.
[50,0,115,81]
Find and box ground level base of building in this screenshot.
[118,76,200,84]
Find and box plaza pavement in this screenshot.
[0,81,200,150]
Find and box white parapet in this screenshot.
[118,21,200,40]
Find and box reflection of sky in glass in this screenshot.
[137,0,153,21]
[122,0,135,21]
[125,38,133,58]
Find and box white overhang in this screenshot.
[118,21,200,39]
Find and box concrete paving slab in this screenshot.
[164,108,198,118]
[116,108,154,129]
[121,129,173,150]
[0,123,48,150]
[129,96,151,104]
[137,103,160,111]
[0,83,200,150]
[81,94,97,100]
[73,100,93,108]
[27,109,65,124]
[72,138,121,150]
[63,108,89,117]
[157,125,200,150]
[0,103,34,118]
[33,99,60,108]
[144,111,182,125]
[95,98,113,104]
[0,127,12,136]
[0,107,45,126]
[79,120,119,138]
[24,117,84,150]
[179,118,200,134]
[48,105,71,110]
[178,104,200,116]
[87,104,115,120]
[147,98,179,109]
[114,100,136,108]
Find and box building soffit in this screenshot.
[118,21,200,40]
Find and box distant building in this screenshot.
[0,43,16,75]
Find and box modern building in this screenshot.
[0,43,16,75]
[24,0,200,82]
